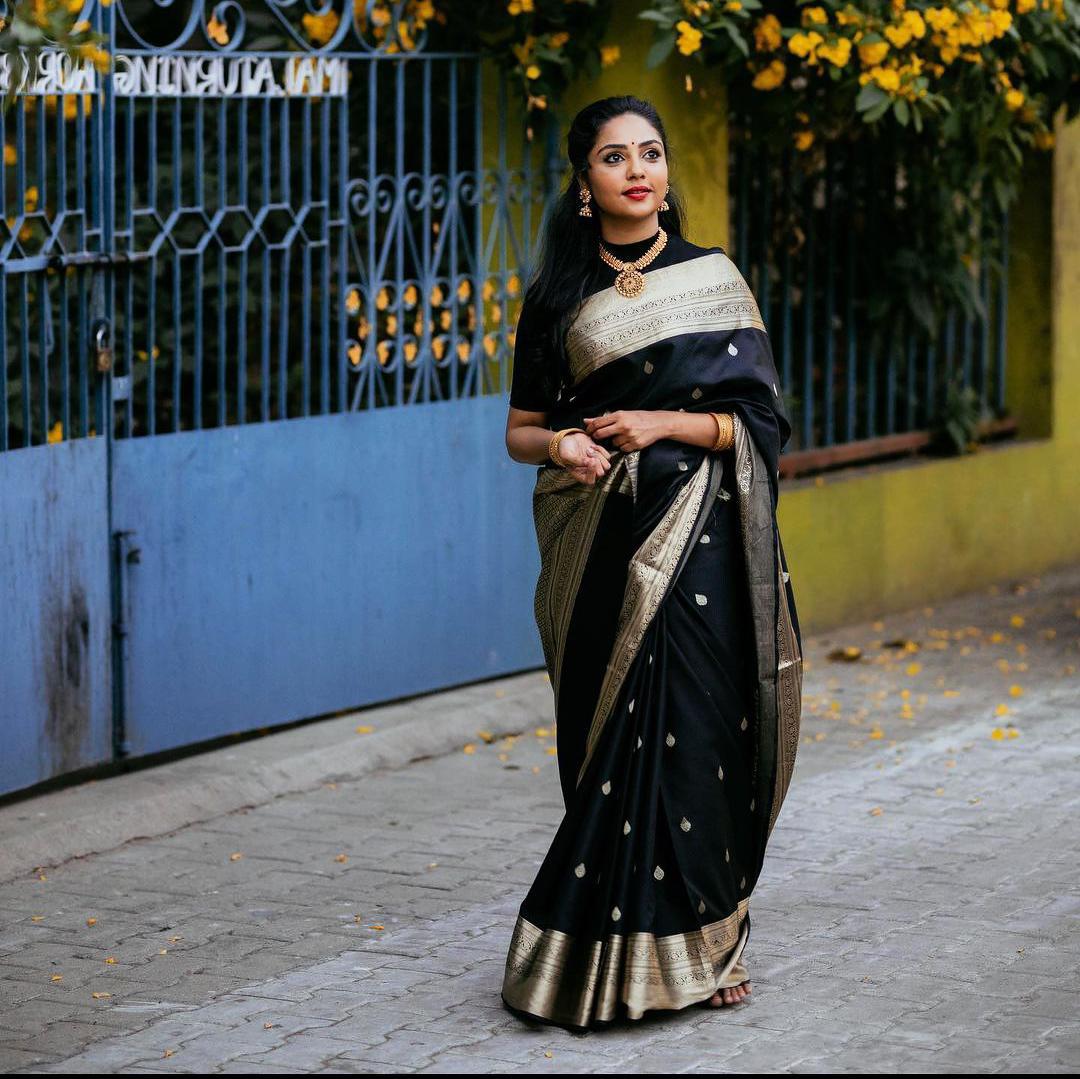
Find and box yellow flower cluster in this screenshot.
[675,19,704,55]
[349,0,435,53]
[715,0,1070,153]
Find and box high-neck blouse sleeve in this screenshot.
[509,293,560,414]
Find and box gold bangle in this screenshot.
[548,426,586,467]
[709,412,733,452]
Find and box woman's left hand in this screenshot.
[582,410,670,453]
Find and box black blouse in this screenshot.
[508,228,725,414]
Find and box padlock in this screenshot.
[94,322,112,373]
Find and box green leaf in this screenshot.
[645,34,676,70]
[636,11,674,26]
[856,83,888,112]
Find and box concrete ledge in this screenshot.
[0,669,552,883]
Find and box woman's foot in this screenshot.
[707,979,751,1006]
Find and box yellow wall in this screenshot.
[550,6,1079,633]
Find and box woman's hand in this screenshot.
[556,432,612,487]
[582,410,671,453]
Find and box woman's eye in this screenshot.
[604,150,661,163]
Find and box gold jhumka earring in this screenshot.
[578,186,593,217]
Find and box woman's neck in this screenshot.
[599,217,660,247]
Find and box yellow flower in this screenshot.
[858,39,890,66]
[207,13,230,46]
[3,145,15,166]
[802,6,828,26]
[525,63,541,79]
[788,30,824,62]
[753,13,782,53]
[794,129,814,151]
[818,38,852,67]
[924,7,958,33]
[47,420,63,444]
[74,41,111,75]
[884,22,913,48]
[1004,88,1024,111]
[600,45,620,67]
[675,20,704,56]
[507,0,534,14]
[871,66,901,92]
[752,59,786,90]
[301,10,340,45]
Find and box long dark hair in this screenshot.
[523,95,687,402]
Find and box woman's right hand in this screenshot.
[557,432,612,486]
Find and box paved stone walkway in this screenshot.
[1,565,1078,1072]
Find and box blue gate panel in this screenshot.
[111,395,542,757]
[0,440,113,796]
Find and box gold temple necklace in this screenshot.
[598,225,668,299]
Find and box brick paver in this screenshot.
[1,566,1078,1072]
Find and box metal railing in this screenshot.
[729,132,1012,470]
[1,1,554,453]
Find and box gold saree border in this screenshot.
[532,454,637,707]
[731,412,803,840]
[565,251,765,387]
[502,897,751,1028]
[771,535,804,840]
[575,453,713,789]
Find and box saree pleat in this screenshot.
[503,243,803,1031]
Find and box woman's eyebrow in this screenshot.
[596,139,663,152]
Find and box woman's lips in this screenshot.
[623,190,650,200]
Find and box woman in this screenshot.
[502,95,803,1032]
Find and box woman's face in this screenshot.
[582,112,668,225]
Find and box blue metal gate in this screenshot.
[1,3,551,795]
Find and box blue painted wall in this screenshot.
[110,396,543,758]
[0,439,114,792]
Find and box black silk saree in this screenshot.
[502,235,804,1031]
